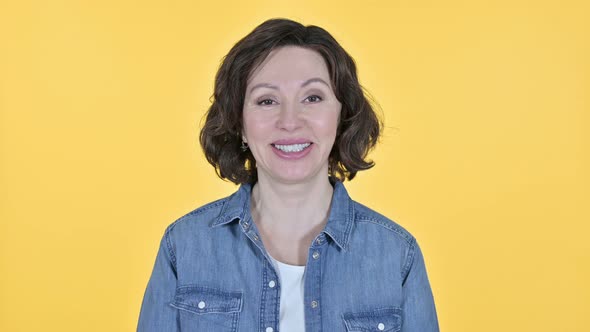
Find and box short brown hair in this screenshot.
[200,18,382,184]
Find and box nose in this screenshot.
[276,101,303,131]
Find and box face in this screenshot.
[242,46,342,185]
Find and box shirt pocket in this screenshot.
[342,307,403,332]
[169,285,243,331]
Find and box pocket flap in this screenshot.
[170,285,242,314]
[343,307,402,332]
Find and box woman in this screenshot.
[138,18,439,332]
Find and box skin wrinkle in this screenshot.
[248,77,331,94]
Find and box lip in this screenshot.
[271,142,314,160]
[271,138,313,145]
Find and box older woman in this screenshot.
[138,18,439,332]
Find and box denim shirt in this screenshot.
[137,180,439,332]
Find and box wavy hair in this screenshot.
[200,18,382,184]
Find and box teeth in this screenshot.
[273,143,311,153]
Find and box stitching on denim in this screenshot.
[184,198,226,218]
[400,237,416,285]
[342,306,403,331]
[344,306,403,318]
[174,284,243,298]
[323,199,354,251]
[170,301,241,315]
[341,198,354,251]
[340,312,351,330]
[356,218,414,246]
[239,189,251,221]
[259,260,267,331]
[317,248,323,332]
[164,224,177,271]
[214,195,232,222]
[231,311,239,331]
[166,198,227,231]
[271,261,280,331]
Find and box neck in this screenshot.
[250,174,334,234]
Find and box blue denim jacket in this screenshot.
[137,180,439,331]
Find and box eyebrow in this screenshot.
[248,77,330,94]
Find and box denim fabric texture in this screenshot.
[137,180,439,332]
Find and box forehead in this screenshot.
[247,46,330,86]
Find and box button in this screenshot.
[311,300,318,308]
[265,327,273,332]
[378,322,385,330]
[268,280,276,288]
[312,251,320,259]
[315,238,322,245]
[197,301,206,309]
[253,234,259,241]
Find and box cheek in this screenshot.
[324,110,341,132]
[310,112,340,140]
[243,112,272,140]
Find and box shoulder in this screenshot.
[351,199,416,246]
[164,194,231,236]
[349,199,423,282]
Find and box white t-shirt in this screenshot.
[269,255,306,332]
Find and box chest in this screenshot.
[172,231,404,332]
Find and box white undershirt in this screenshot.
[268,255,306,332]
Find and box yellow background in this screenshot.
[1,1,588,331]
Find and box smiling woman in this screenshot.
[242,46,341,184]
[137,18,439,332]
[200,19,380,186]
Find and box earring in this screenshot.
[241,140,249,152]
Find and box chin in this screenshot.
[269,167,325,185]
[258,158,329,185]
[272,173,311,184]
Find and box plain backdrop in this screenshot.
[0,1,588,331]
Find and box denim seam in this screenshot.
[185,199,226,217]
[343,199,354,250]
[341,306,403,332]
[239,190,251,222]
[231,311,239,332]
[164,223,178,270]
[166,199,227,231]
[355,217,414,246]
[259,261,268,331]
[400,237,416,285]
[174,284,243,297]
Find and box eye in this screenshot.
[257,99,277,106]
[304,95,323,103]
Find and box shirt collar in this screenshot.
[210,184,252,228]
[211,179,354,251]
[322,180,354,251]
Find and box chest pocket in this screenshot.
[169,285,243,331]
[343,307,403,332]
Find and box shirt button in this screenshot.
[268,280,276,288]
[265,327,274,332]
[378,323,385,330]
[253,234,259,241]
[311,300,318,308]
[315,237,322,245]
[312,251,320,260]
[197,301,206,309]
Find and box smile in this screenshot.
[272,143,312,153]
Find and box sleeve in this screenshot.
[401,238,440,332]
[137,225,180,332]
